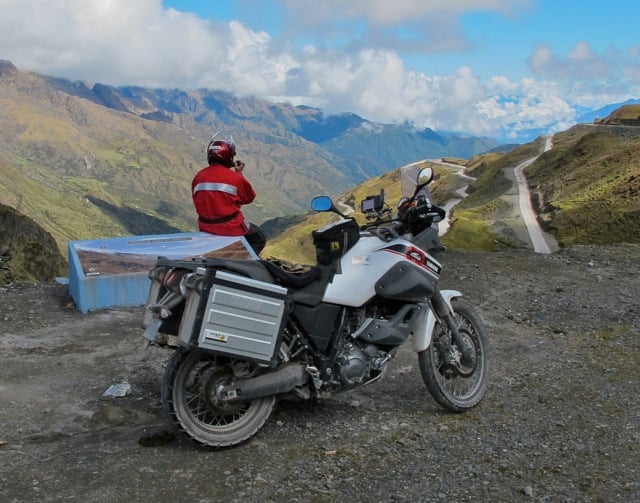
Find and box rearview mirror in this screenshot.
[417,167,434,188]
[311,196,333,212]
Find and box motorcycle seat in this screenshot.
[260,259,322,289]
[200,257,275,283]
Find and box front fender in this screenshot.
[412,289,462,353]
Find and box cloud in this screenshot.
[526,41,640,109]
[0,0,635,142]
[478,77,576,138]
[528,42,612,80]
[0,0,229,88]
[277,0,531,27]
[275,0,532,55]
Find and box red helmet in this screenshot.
[207,138,236,167]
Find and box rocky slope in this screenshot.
[0,202,64,283]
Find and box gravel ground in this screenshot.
[1,244,639,503]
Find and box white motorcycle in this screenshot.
[142,166,491,448]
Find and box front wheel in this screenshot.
[418,299,491,411]
[162,348,276,448]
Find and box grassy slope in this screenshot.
[263,161,451,263]
[264,123,640,262]
[0,71,350,260]
[442,126,640,249]
[0,75,201,255]
[526,127,640,246]
[440,140,544,251]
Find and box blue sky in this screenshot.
[1,0,639,141]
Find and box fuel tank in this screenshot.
[322,235,441,306]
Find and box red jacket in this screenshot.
[191,163,256,236]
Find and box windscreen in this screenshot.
[400,164,432,201]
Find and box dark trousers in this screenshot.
[246,223,266,256]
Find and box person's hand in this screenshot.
[234,160,245,173]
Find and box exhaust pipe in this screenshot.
[216,364,308,403]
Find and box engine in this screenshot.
[314,304,407,389]
[335,340,392,385]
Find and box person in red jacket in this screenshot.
[192,136,266,255]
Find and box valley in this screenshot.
[1,61,639,283]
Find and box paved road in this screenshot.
[439,185,470,235]
[426,142,556,254]
[513,137,554,254]
[374,150,556,252]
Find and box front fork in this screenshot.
[413,289,473,366]
[430,290,474,366]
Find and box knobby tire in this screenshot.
[418,299,491,411]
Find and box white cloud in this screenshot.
[277,0,531,26]
[479,78,576,138]
[275,0,532,56]
[526,41,640,110]
[0,0,637,141]
[528,42,612,80]
[0,0,229,88]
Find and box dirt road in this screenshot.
[1,244,639,502]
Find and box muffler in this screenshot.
[216,364,308,403]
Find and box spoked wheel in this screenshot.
[418,299,491,411]
[162,348,276,448]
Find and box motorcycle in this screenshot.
[141,166,491,448]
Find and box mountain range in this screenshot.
[1,59,639,283]
[0,59,501,250]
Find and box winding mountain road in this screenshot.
[513,136,554,254]
[419,159,475,236]
[513,160,551,253]
[426,135,556,253]
[354,141,556,253]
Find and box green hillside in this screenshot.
[1,62,497,265]
[526,126,640,246]
[262,160,454,263]
[0,80,202,248]
[436,124,640,250]
[0,65,348,258]
[264,119,640,262]
[598,104,640,125]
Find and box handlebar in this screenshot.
[372,220,403,241]
[363,204,446,243]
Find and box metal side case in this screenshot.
[180,269,289,366]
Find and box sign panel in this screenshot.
[68,232,256,313]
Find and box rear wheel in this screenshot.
[418,299,491,411]
[162,348,276,447]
